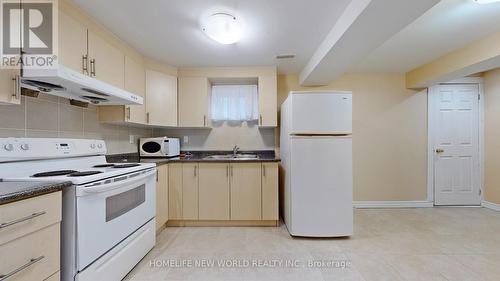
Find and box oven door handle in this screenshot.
[81,169,156,194]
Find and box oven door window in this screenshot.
[142,142,161,153]
[105,184,145,222]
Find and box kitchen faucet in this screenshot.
[232,145,240,157]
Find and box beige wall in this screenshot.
[484,68,500,204]
[155,123,275,151]
[278,73,428,201]
[0,94,152,154]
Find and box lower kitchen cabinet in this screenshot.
[262,162,279,220]
[168,163,199,220]
[155,164,168,231]
[199,163,230,220]
[230,163,262,220]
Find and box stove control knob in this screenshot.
[90,143,96,149]
[4,143,14,151]
[20,143,30,151]
[97,143,103,149]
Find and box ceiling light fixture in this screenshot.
[473,0,500,4]
[200,12,242,44]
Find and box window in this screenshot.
[210,84,258,121]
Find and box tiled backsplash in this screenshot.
[0,93,152,154]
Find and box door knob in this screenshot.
[436,148,444,153]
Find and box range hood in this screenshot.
[21,65,143,105]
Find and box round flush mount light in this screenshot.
[200,12,242,44]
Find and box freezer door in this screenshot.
[291,92,352,134]
[289,136,352,237]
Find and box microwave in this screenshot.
[139,137,180,158]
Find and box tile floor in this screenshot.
[125,207,500,281]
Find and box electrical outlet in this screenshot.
[183,136,189,144]
[129,135,135,144]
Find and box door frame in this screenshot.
[427,77,484,205]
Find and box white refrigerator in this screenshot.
[280,91,353,237]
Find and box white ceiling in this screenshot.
[350,0,500,73]
[71,0,351,74]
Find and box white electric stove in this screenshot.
[0,138,157,281]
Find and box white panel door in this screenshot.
[291,92,352,134]
[433,84,480,206]
[289,136,352,237]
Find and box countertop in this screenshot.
[0,181,72,205]
[107,151,280,166]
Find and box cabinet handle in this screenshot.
[90,59,96,77]
[82,55,88,75]
[259,114,263,126]
[11,75,20,101]
[146,112,150,124]
[156,170,159,182]
[126,107,131,120]
[262,165,266,177]
[230,166,233,177]
[194,166,197,177]
[226,165,229,177]
[203,115,206,127]
[0,211,46,229]
[0,255,45,281]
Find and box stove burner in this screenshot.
[32,170,78,177]
[68,171,104,177]
[113,163,141,168]
[93,164,116,168]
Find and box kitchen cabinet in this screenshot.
[168,164,183,220]
[0,69,21,105]
[258,75,278,127]
[124,55,147,124]
[87,30,125,89]
[178,77,209,127]
[168,163,199,220]
[262,162,279,220]
[146,70,177,126]
[182,163,199,220]
[58,11,87,74]
[0,192,61,281]
[230,163,262,220]
[155,165,168,231]
[198,163,230,220]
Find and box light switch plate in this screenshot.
[129,135,135,144]
[183,136,189,144]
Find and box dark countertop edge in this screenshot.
[149,158,281,166]
[0,181,72,206]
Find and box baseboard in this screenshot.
[482,200,500,212]
[353,201,434,208]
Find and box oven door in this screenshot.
[75,168,156,271]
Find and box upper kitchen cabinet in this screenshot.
[258,74,277,127]
[125,55,146,124]
[178,77,209,127]
[0,69,21,105]
[146,70,177,126]
[87,30,125,89]
[58,11,87,74]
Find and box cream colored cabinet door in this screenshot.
[156,165,168,230]
[146,70,177,126]
[0,69,20,105]
[198,163,230,220]
[230,163,262,220]
[125,56,146,124]
[168,163,183,220]
[58,11,87,74]
[262,162,279,220]
[178,77,209,127]
[258,75,277,127]
[87,30,125,89]
[182,163,199,220]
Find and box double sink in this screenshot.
[203,154,260,160]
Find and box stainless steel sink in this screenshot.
[203,154,259,160]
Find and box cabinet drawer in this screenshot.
[0,223,60,281]
[0,192,61,245]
